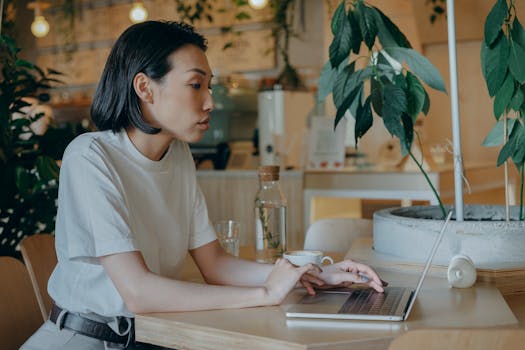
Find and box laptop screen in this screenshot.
[404,210,453,320]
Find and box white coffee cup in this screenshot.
[283,250,334,266]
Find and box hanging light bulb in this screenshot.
[129,2,148,23]
[248,0,268,10]
[31,15,50,38]
[28,1,50,38]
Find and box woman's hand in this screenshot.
[263,258,321,305]
[316,259,385,292]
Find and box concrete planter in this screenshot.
[373,205,525,269]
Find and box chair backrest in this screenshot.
[388,329,525,350]
[0,256,43,350]
[19,233,57,321]
[303,217,372,253]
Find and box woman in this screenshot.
[22,21,384,350]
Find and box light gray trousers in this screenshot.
[21,317,172,350]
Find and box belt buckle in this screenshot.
[119,317,134,348]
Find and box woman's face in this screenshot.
[142,44,214,143]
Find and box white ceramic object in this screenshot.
[373,205,525,269]
[447,254,477,288]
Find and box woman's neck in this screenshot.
[125,127,172,161]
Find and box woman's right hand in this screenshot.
[263,258,320,305]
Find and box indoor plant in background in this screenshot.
[480,0,525,220]
[320,0,525,275]
[0,33,62,258]
[318,0,448,216]
[179,0,306,89]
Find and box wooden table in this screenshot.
[135,246,523,350]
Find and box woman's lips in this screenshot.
[197,119,210,130]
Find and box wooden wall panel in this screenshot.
[197,171,304,250]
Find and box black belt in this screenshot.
[49,303,133,345]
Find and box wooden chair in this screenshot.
[303,217,373,253]
[0,256,44,350]
[389,329,525,350]
[19,233,57,321]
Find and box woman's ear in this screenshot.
[133,73,154,104]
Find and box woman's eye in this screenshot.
[190,83,201,89]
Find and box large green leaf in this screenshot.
[349,84,364,119]
[509,41,525,84]
[373,6,411,48]
[400,112,414,154]
[406,72,426,122]
[511,17,525,48]
[480,35,509,97]
[331,1,346,35]
[357,3,378,49]
[482,118,516,146]
[348,11,362,54]
[317,61,336,103]
[334,65,373,109]
[510,88,524,112]
[329,2,352,68]
[393,72,407,91]
[422,89,430,115]
[384,47,446,92]
[382,83,407,140]
[484,0,507,47]
[370,77,383,116]
[512,121,525,167]
[493,73,515,119]
[333,62,355,107]
[335,86,361,128]
[497,120,520,166]
[355,96,373,145]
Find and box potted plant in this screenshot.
[320,0,525,273]
[0,34,62,258]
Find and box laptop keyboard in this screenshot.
[338,287,405,315]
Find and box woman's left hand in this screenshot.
[315,259,385,293]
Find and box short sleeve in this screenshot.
[188,183,216,250]
[57,148,137,263]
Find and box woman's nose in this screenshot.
[204,92,214,112]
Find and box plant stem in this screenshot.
[408,149,446,218]
[504,116,510,222]
[520,164,525,220]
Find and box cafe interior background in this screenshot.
[2,0,520,250]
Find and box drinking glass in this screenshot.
[214,220,240,257]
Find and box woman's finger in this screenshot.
[302,272,325,286]
[298,263,319,276]
[301,279,316,295]
[353,263,382,285]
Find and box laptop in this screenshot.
[285,211,453,322]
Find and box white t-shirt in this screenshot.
[48,130,216,317]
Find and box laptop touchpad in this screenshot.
[289,292,350,314]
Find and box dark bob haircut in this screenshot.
[91,21,207,134]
